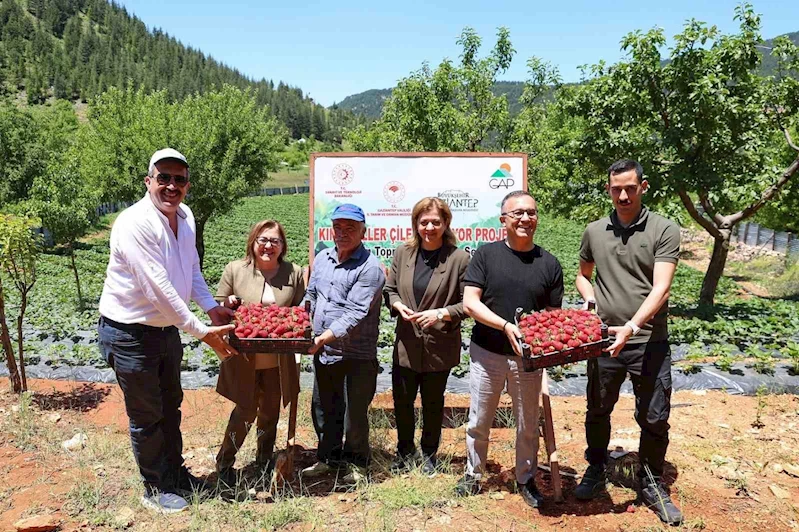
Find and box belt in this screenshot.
[100,316,177,333]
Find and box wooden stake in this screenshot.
[541,370,563,502]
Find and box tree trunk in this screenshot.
[196,218,207,271]
[699,228,732,306]
[69,245,84,310]
[0,279,21,393]
[16,295,27,392]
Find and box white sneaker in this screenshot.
[300,461,332,478]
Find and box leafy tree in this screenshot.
[0,214,42,393]
[347,27,515,152]
[82,85,285,267]
[25,156,97,309]
[81,85,170,202]
[0,101,47,205]
[557,4,799,305]
[170,85,286,266]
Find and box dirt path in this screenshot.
[3,378,799,531]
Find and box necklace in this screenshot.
[420,247,441,265]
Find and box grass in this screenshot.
[262,168,309,188]
[724,254,799,299]
[5,385,799,530]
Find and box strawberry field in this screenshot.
[2,193,799,394]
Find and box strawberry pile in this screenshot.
[233,303,311,339]
[518,308,604,355]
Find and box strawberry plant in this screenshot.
[780,341,799,375]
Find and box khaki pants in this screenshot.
[217,367,281,470]
[466,342,542,484]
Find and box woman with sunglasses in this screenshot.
[214,219,306,486]
[384,197,470,475]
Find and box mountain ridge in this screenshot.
[335,30,799,119]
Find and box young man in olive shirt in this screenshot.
[575,160,682,526]
[457,191,564,510]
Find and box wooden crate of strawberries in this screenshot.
[229,302,313,355]
[514,307,610,371]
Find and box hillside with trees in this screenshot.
[0,0,364,141]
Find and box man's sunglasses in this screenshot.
[155,173,189,186]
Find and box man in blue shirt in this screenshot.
[301,203,385,483]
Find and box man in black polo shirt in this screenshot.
[456,190,564,510]
[574,159,682,526]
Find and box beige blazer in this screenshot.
[384,244,469,372]
[215,259,306,410]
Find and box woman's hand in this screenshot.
[222,295,241,309]
[411,309,441,329]
[393,302,414,321]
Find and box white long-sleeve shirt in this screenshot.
[99,194,217,339]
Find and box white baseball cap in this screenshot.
[148,148,188,174]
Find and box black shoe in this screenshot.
[639,479,683,526]
[574,464,607,500]
[454,474,480,496]
[518,479,544,509]
[389,452,418,474]
[175,466,211,496]
[216,467,237,488]
[420,455,437,477]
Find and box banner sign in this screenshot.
[309,153,528,264]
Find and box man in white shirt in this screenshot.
[98,148,237,514]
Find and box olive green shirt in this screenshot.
[579,207,680,344]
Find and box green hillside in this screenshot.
[0,0,364,141]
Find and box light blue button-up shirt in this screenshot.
[303,244,385,364]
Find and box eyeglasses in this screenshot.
[501,209,538,219]
[256,237,283,246]
[155,173,189,186]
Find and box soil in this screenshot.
[2,378,799,531]
[679,230,772,298]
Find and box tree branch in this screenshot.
[698,190,726,227]
[677,188,722,239]
[774,107,799,153]
[729,156,799,225]
[783,124,799,152]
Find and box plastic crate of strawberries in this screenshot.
[514,307,610,371]
[229,302,313,354]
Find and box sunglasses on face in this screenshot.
[155,173,189,186]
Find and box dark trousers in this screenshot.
[585,340,672,480]
[98,316,184,493]
[312,356,378,467]
[392,365,449,458]
[217,367,282,470]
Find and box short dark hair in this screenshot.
[608,159,643,183]
[500,190,535,213]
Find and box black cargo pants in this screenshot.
[584,340,672,480]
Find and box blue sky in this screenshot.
[118,0,797,107]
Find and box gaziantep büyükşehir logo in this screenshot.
[489,163,515,189]
[332,163,354,187]
[383,181,406,206]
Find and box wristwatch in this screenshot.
[625,321,641,337]
[436,310,445,321]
